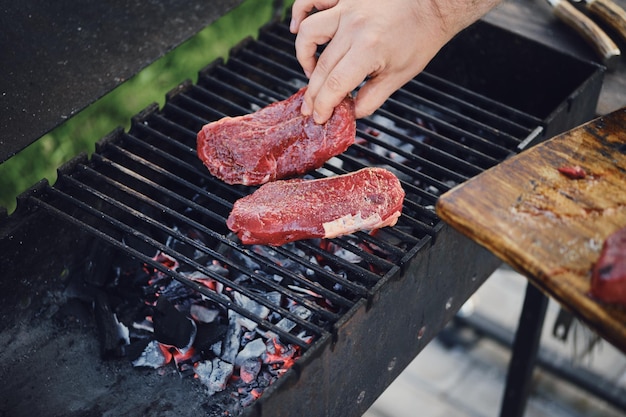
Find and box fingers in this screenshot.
[305,45,373,123]
[294,8,340,79]
[352,75,402,119]
[291,0,451,124]
[296,8,378,124]
[290,0,339,33]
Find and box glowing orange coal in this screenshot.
[264,338,299,374]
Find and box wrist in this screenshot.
[426,0,501,38]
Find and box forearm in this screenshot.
[429,0,502,39]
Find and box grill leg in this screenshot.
[499,282,548,417]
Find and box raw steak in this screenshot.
[590,226,626,306]
[226,167,405,246]
[197,87,356,185]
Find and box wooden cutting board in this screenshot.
[436,107,626,353]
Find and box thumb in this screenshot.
[353,76,400,119]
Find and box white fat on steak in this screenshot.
[322,210,401,239]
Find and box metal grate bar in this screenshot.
[94,143,372,303]
[228,54,303,93]
[384,95,517,158]
[355,127,470,185]
[374,107,500,169]
[350,141,454,193]
[414,71,543,127]
[359,113,484,177]
[31,189,318,350]
[131,132,392,280]
[398,79,532,141]
[59,169,342,329]
[128,117,401,289]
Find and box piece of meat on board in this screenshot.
[226,167,405,246]
[590,226,626,306]
[197,87,356,185]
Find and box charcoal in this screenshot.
[196,358,234,395]
[221,311,243,363]
[271,304,312,336]
[160,279,197,305]
[194,357,213,384]
[209,358,234,394]
[235,338,266,366]
[264,291,282,306]
[93,290,130,359]
[132,340,167,368]
[194,321,228,354]
[190,304,220,323]
[153,297,196,349]
[124,338,152,363]
[233,292,269,330]
[239,358,261,383]
[82,242,116,288]
[186,270,225,294]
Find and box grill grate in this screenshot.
[26,20,545,354]
[0,13,606,417]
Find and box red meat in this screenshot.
[197,87,356,185]
[226,167,405,246]
[590,226,626,306]
[557,165,586,179]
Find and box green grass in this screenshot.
[0,0,294,213]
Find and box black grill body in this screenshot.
[0,18,604,417]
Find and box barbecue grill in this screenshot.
[0,7,605,417]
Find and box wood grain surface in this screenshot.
[436,107,626,352]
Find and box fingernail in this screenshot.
[313,111,323,124]
[301,100,311,115]
[289,18,297,33]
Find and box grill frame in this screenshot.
[0,16,605,417]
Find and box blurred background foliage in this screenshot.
[0,0,295,213]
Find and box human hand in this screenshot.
[290,0,500,123]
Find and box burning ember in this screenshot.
[90,216,391,412]
[96,248,309,407]
[84,112,423,414]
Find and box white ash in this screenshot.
[194,359,212,385]
[235,338,266,367]
[195,358,234,395]
[186,270,225,295]
[297,330,314,344]
[132,340,169,369]
[287,285,322,298]
[239,358,262,384]
[234,292,270,327]
[210,340,221,357]
[132,319,154,333]
[263,304,311,340]
[263,291,282,307]
[114,313,130,345]
[332,246,363,264]
[274,304,312,335]
[212,361,233,396]
[190,304,220,323]
[222,311,243,363]
[205,261,229,277]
